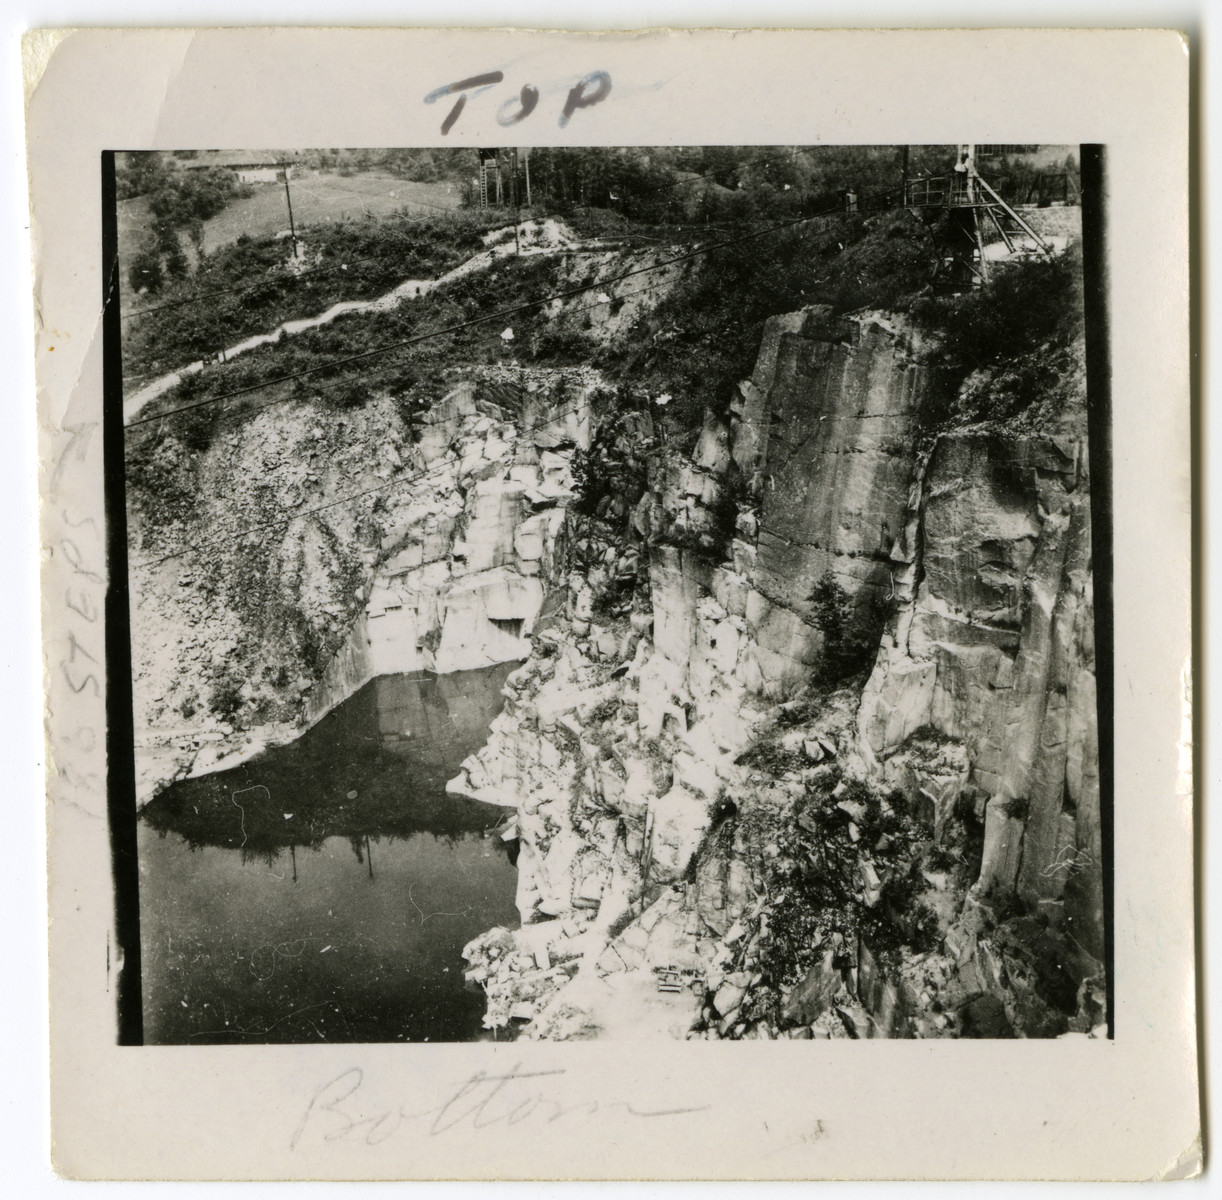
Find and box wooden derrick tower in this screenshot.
[475,148,529,209]
[904,143,1054,287]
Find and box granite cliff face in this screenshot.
[734,308,932,692]
[858,420,1100,950]
[451,302,1103,1040]
[304,367,594,725]
[128,363,597,802]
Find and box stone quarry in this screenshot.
[128,207,1102,1040]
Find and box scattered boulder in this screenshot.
[783,948,841,1025]
[958,993,1016,1039]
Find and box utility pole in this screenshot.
[524,148,532,207]
[511,147,521,255]
[280,162,299,259]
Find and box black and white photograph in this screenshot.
[114,142,1108,1046]
[28,24,1194,1182]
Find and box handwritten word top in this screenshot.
[425,70,611,134]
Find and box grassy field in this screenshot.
[117,168,466,319]
[118,171,463,266]
[200,171,463,254]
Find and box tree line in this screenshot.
[119,152,253,293]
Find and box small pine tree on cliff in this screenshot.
[809,571,889,685]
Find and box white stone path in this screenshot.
[123,218,581,424]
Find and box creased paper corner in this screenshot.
[1150,1133,1203,1181]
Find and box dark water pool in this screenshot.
[138,664,520,1044]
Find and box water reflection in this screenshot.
[139,664,520,1044]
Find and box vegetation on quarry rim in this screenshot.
[126,195,1082,473]
[122,208,504,386]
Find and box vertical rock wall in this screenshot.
[305,369,595,726]
[735,308,932,694]
[451,303,1102,1039]
[858,417,1101,958]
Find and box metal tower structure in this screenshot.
[904,144,1054,285]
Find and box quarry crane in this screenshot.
[904,143,1055,284]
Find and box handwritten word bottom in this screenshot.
[291,1063,709,1149]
